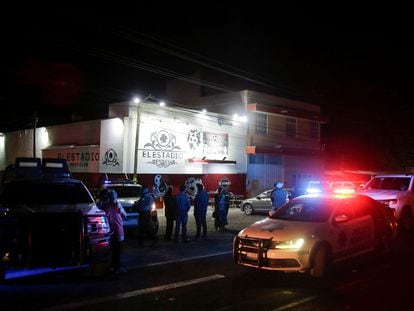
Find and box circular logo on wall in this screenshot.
[102,148,119,166]
[219,177,231,189]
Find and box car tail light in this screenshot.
[86,215,111,235]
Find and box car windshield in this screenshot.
[270,198,333,222]
[0,180,94,205]
[364,177,411,191]
[106,185,142,197]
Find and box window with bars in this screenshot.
[255,113,268,135]
[286,118,297,138]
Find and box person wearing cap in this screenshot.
[271,182,287,212]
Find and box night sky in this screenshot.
[1,3,414,170]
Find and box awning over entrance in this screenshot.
[187,158,237,165]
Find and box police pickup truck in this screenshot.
[359,174,414,234]
[0,158,111,281]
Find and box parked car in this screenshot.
[99,180,159,232]
[0,158,111,281]
[99,180,142,228]
[239,189,273,215]
[234,193,397,278]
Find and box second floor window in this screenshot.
[255,113,267,135]
[286,118,297,138]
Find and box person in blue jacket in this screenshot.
[174,184,191,243]
[271,182,287,212]
[193,183,209,238]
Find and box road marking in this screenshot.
[129,251,233,269]
[44,274,225,311]
[273,295,319,311]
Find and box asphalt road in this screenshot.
[2,207,414,310]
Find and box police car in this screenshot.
[233,193,397,277]
[0,158,111,281]
[100,179,143,228]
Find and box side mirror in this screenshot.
[256,196,261,200]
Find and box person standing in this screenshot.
[193,183,209,238]
[271,182,288,212]
[174,184,191,243]
[163,186,176,241]
[217,191,228,231]
[136,185,158,246]
[213,186,222,231]
[102,189,127,273]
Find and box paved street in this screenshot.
[121,206,265,270]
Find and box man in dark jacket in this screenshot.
[163,186,176,241]
[193,183,209,238]
[174,184,191,243]
[136,185,157,246]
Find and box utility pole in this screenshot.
[33,111,38,158]
[133,95,151,182]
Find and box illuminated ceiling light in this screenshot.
[159,101,165,107]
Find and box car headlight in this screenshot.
[379,199,397,207]
[273,238,305,249]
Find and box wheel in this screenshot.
[310,245,329,278]
[243,203,253,215]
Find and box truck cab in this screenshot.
[359,174,414,234]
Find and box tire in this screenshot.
[310,245,330,278]
[243,204,253,215]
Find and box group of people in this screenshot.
[163,183,211,242]
[96,182,233,274]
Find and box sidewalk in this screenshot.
[121,207,264,270]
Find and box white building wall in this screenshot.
[133,103,248,175]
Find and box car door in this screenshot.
[330,202,356,261]
[255,190,272,212]
[347,198,375,253]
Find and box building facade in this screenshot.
[0,101,248,197]
[192,90,326,196]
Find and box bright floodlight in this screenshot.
[133,97,140,104]
[202,108,207,113]
[159,101,165,107]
